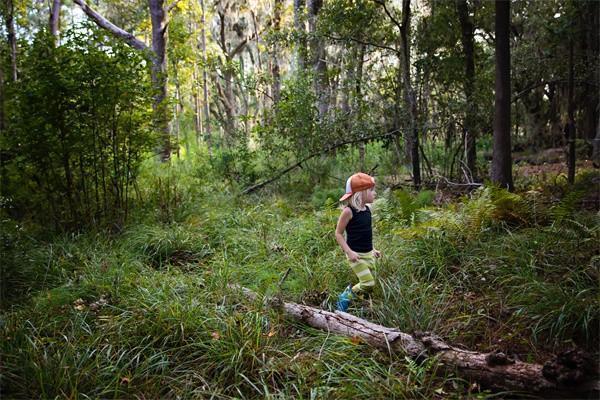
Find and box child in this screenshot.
[335,172,381,312]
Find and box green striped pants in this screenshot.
[349,251,376,294]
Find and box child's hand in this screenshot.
[346,250,359,262]
[373,249,382,258]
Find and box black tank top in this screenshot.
[346,206,373,252]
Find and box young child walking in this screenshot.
[335,172,381,312]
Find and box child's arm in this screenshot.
[335,207,359,262]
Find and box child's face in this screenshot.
[365,186,376,203]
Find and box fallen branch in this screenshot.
[241,129,400,195]
[231,285,599,397]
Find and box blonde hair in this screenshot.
[343,190,367,210]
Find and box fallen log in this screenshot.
[231,285,599,398]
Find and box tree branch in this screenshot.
[372,0,402,32]
[323,33,398,54]
[242,129,401,194]
[229,31,258,59]
[166,0,181,13]
[73,0,151,56]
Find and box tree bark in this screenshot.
[50,0,61,45]
[456,0,477,179]
[400,0,420,189]
[5,0,17,81]
[233,285,600,397]
[199,0,211,152]
[491,0,513,190]
[73,0,171,161]
[355,43,366,170]
[308,0,328,120]
[271,0,283,105]
[149,0,171,161]
[567,37,575,184]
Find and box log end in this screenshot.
[542,348,598,386]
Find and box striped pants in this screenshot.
[349,251,376,294]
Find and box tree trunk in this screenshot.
[192,67,201,145]
[0,51,6,195]
[149,0,171,161]
[593,116,600,168]
[522,89,548,149]
[74,0,171,161]
[50,0,61,45]
[355,43,366,170]
[5,0,17,81]
[491,0,513,190]
[456,0,477,179]
[216,11,237,146]
[578,0,599,142]
[567,38,576,184]
[308,0,328,120]
[233,285,600,397]
[199,0,211,152]
[271,0,283,105]
[400,0,420,189]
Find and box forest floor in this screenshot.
[1,163,598,399]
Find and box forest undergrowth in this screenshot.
[1,159,598,399]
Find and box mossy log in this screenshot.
[232,285,599,398]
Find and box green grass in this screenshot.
[1,165,598,398]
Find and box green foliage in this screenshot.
[3,27,155,230]
[310,186,341,209]
[256,74,319,158]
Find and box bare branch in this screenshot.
[73,0,151,55]
[166,0,181,13]
[242,129,401,194]
[323,33,398,54]
[372,0,402,32]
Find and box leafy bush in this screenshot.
[3,27,155,230]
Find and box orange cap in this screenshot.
[339,172,375,201]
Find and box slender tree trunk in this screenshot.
[308,0,328,120]
[174,67,183,158]
[491,0,513,190]
[567,38,576,184]
[50,0,61,45]
[217,11,236,145]
[578,0,599,142]
[149,0,171,161]
[192,67,201,145]
[5,0,17,81]
[593,116,600,168]
[400,0,420,189]
[0,53,6,196]
[355,43,366,170]
[271,0,283,104]
[199,0,211,152]
[456,0,477,179]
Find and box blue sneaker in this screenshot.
[336,285,354,312]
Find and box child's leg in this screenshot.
[350,252,376,294]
